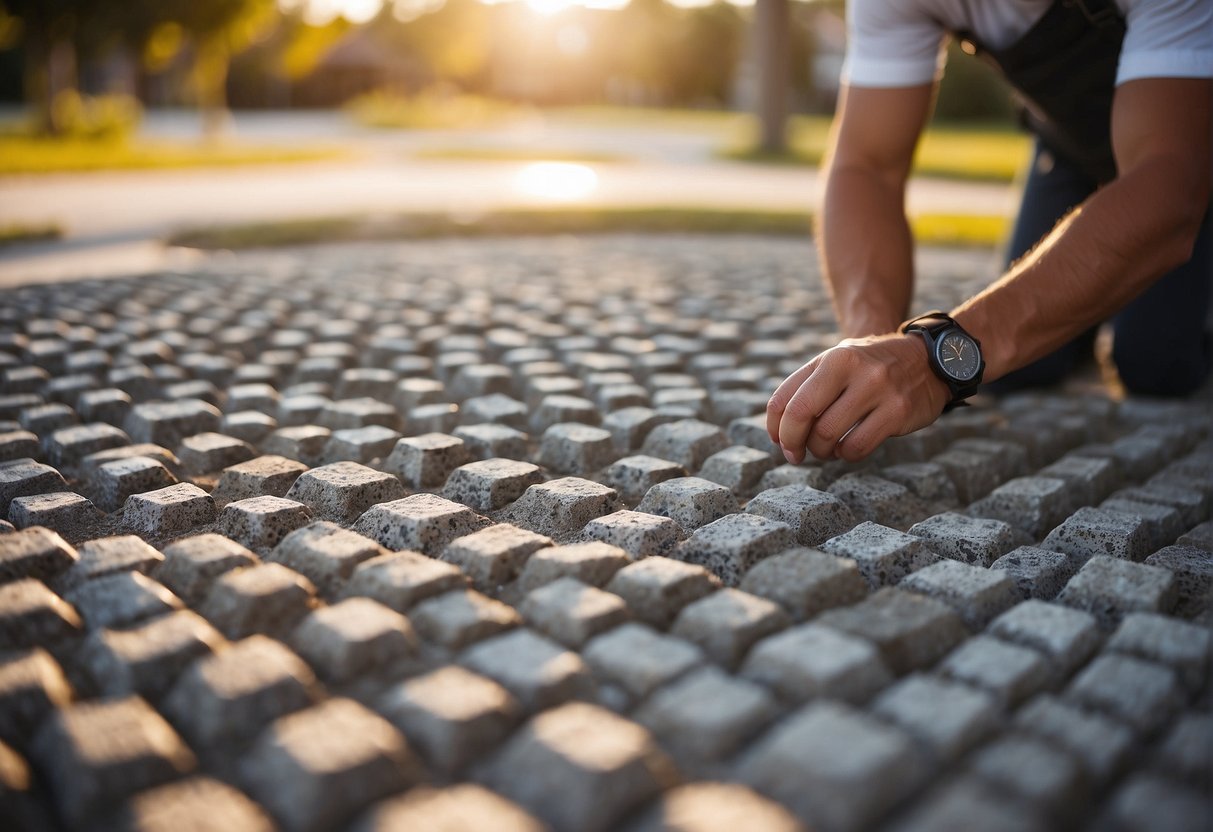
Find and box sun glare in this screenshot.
[526,0,575,14]
[514,162,599,201]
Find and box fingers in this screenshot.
[766,358,820,444]
[835,398,911,462]
[777,358,849,463]
[805,388,876,460]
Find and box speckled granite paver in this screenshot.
[0,236,1208,831]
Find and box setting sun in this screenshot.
[513,162,600,201]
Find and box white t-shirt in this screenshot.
[842,0,1213,88]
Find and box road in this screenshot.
[0,109,1022,284]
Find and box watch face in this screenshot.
[936,331,981,382]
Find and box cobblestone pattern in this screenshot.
[0,236,1209,831]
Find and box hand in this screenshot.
[766,332,951,463]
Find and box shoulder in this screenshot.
[1118,0,1213,83]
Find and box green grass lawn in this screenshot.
[169,206,1009,251]
[0,135,345,176]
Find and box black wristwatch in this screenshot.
[900,311,985,410]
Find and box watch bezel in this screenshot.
[933,329,982,383]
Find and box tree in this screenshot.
[2,0,100,134]
[754,0,788,152]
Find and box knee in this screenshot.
[1113,336,1212,397]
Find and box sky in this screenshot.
[286,0,750,26]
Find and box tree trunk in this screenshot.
[196,39,230,142]
[755,0,789,154]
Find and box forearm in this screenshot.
[953,154,1207,381]
[819,162,916,338]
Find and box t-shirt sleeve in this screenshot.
[841,0,948,88]
[1118,0,1213,84]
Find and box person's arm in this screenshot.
[818,83,935,338]
[768,76,1212,465]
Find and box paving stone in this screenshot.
[580,511,683,561]
[1151,712,1212,785]
[746,487,855,549]
[0,526,78,583]
[737,547,867,621]
[670,588,789,670]
[1105,611,1210,692]
[122,483,216,537]
[582,622,703,702]
[698,446,777,496]
[462,393,529,430]
[31,696,196,826]
[1057,555,1177,629]
[536,423,617,476]
[175,431,256,476]
[886,776,1043,832]
[507,477,621,539]
[354,783,543,832]
[1011,694,1132,786]
[376,665,521,775]
[899,559,1019,629]
[826,473,927,531]
[604,556,720,628]
[601,455,687,502]
[80,608,226,703]
[0,460,68,514]
[966,735,1083,822]
[1143,545,1213,616]
[199,562,316,639]
[283,461,405,524]
[221,409,278,445]
[241,697,420,832]
[341,549,466,612]
[90,455,178,513]
[62,534,165,590]
[440,523,551,593]
[480,701,676,832]
[741,622,891,705]
[1176,520,1213,550]
[907,512,1018,567]
[530,394,599,434]
[8,492,103,537]
[291,597,417,682]
[816,588,968,676]
[262,425,331,466]
[878,461,960,509]
[820,521,939,588]
[321,425,402,465]
[352,493,489,555]
[988,546,1072,600]
[1100,497,1185,552]
[1101,773,1210,832]
[1114,482,1209,528]
[105,776,275,832]
[163,634,322,747]
[460,628,594,711]
[44,423,130,469]
[602,406,670,452]
[640,419,729,471]
[1042,506,1153,567]
[218,496,312,552]
[0,430,39,464]
[19,402,77,435]
[1065,652,1182,734]
[931,448,1001,505]
[124,399,221,447]
[410,587,520,649]
[156,533,259,605]
[442,458,544,511]
[967,476,1073,539]
[79,443,182,480]
[77,388,133,425]
[1037,454,1119,506]
[872,674,998,762]
[739,701,927,832]
[65,570,182,630]
[520,577,629,648]
[631,782,804,832]
[318,397,402,432]
[673,513,794,587]
[0,647,72,747]
[937,635,1048,707]
[452,423,529,460]
[212,456,308,506]
[987,600,1102,680]
[635,477,737,532]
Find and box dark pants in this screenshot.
[989,139,1213,397]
